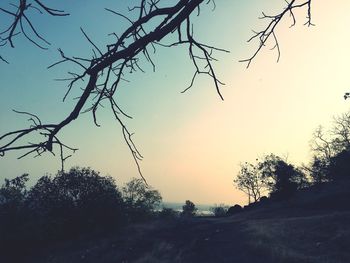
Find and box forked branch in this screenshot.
[0,0,68,62]
[240,0,313,68]
[1,0,227,178]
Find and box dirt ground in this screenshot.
[30,208,350,263]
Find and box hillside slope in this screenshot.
[30,180,350,263]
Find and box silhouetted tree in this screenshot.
[0,168,131,261]
[0,173,28,207]
[210,204,229,217]
[258,154,305,200]
[181,200,197,217]
[26,167,125,238]
[0,174,29,245]
[234,154,306,202]
[226,204,243,216]
[0,0,314,174]
[0,174,31,261]
[307,156,330,184]
[234,161,266,204]
[311,112,350,158]
[122,178,162,221]
[308,111,350,182]
[158,207,179,219]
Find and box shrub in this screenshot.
[226,204,243,215]
[158,207,179,219]
[181,200,197,217]
[210,204,229,217]
[258,154,303,200]
[0,174,30,259]
[122,178,162,222]
[26,167,126,240]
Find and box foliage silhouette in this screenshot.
[210,204,229,217]
[308,111,350,183]
[122,177,162,222]
[226,204,243,216]
[181,200,197,217]
[0,174,30,260]
[235,154,307,202]
[158,207,179,220]
[0,167,165,262]
[258,154,306,200]
[234,161,266,204]
[26,167,126,239]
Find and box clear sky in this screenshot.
[1,1,349,205]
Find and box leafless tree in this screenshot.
[310,126,335,163]
[234,162,267,204]
[310,111,350,163]
[0,0,313,176]
[330,111,350,152]
[306,111,350,183]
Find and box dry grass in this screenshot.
[243,212,350,263]
[133,241,184,263]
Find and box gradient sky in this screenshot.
[1,1,349,205]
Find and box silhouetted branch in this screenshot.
[0,0,315,178]
[240,0,313,68]
[310,126,333,162]
[0,0,68,63]
[0,110,77,163]
[2,0,226,177]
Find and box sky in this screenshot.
[1,0,350,205]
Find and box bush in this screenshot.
[26,167,126,239]
[181,200,197,217]
[0,167,129,261]
[122,178,162,222]
[0,174,30,260]
[258,155,302,200]
[0,168,166,262]
[226,205,243,215]
[158,207,179,219]
[210,204,229,217]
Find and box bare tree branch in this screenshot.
[0,0,316,179]
[0,0,68,62]
[240,0,313,68]
[1,0,227,178]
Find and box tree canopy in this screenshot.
[235,154,306,202]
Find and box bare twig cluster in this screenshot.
[240,0,313,68]
[0,0,68,63]
[0,110,77,172]
[310,111,350,164]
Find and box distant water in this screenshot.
[162,202,214,216]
